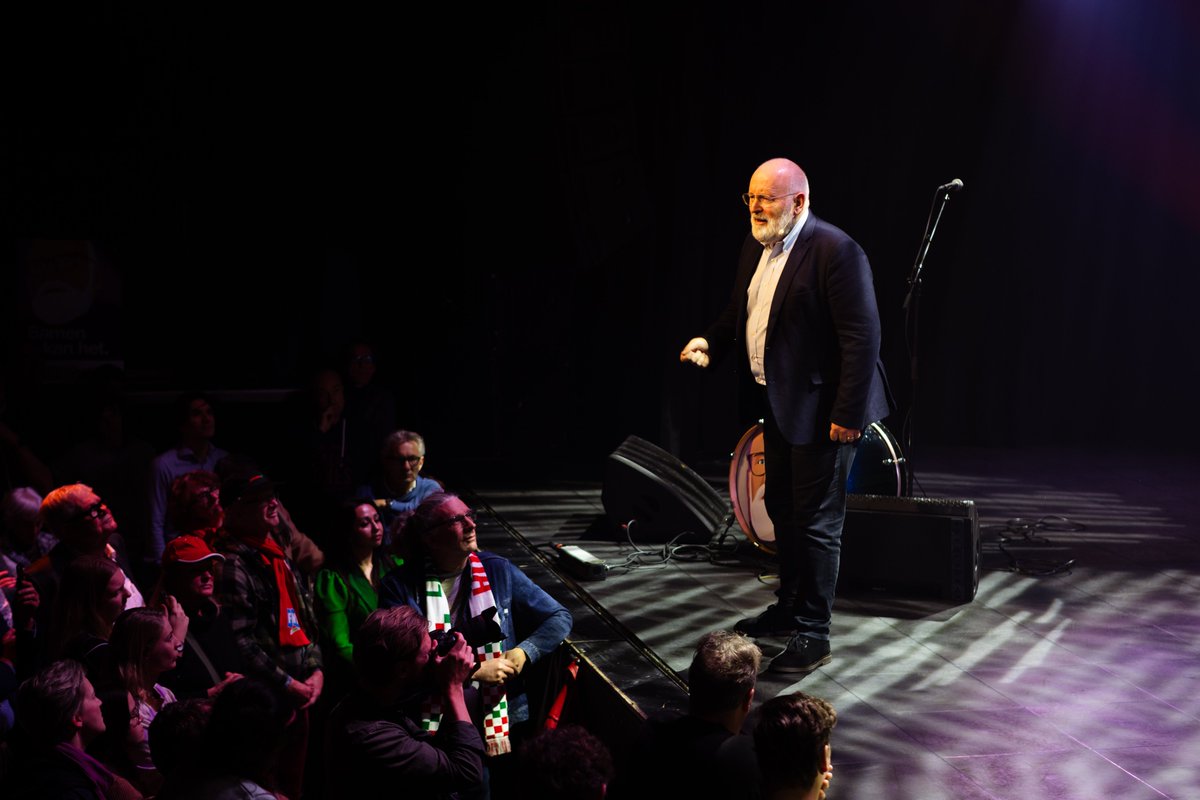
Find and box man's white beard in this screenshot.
[751,212,795,245]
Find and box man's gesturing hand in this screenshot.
[680,337,711,368]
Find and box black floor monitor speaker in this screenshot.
[839,494,981,603]
[602,435,729,544]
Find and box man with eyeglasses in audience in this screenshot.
[213,468,323,800]
[14,483,144,675]
[358,429,443,544]
[380,491,572,797]
[680,157,894,676]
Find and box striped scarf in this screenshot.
[422,552,511,755]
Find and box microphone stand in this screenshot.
[901,181,961,475]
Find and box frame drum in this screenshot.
[728,420,910,554]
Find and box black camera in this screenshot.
[429,628,458,657]
[428,607,504,658]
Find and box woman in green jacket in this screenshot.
[314,498,403,697]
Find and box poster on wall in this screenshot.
[16,239,123,383]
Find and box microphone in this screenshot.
[938,178,964,193]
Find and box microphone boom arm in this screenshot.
[900,178,963,470]
[904,179,961,308]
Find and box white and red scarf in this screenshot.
[422,552,511,755]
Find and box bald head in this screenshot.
[751,158,809,198]
[747,158,810,245]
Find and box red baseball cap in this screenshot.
[163,534,225,566]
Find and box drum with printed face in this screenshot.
[728,420,910,555]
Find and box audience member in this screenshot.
[519,724,614,800]
[213,455,324,576]
[191,677,294,799]
[146,697,211,800]
[7,577,40,680]
[0,627,18,741]
[612,630,762,800]
[1,488,56,595]
[753,692,836,800]
[152,535,244,701]
[281,366,358,538]
[358,430,442,543]
[46,555,131,677]
[324,606,484,799]
[17,484,144,675]
[164,470,224,542]
[214,470,323,800]
[8,659,119,799]
[86,686,150,798]
[314,498,403,702]
[107,607,182,794]
[379,491,572,795]
[341,340,397,489]
[1,488,55,633]
[147,392,229,568]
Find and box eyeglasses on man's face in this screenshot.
[386,455,423,465]
[741,191,800,207]
[435,511,476,530]
[73,501,110,522]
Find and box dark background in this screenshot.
[6,1,1200,486]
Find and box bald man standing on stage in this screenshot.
[681,157,894,675]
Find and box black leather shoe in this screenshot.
[733,604,797,637]
[770,634,832,675]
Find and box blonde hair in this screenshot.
[15,659,90,746]
[39,483,95,533]
[111,607,170,698]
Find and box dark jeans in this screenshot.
[761,403,857,641]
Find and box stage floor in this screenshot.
[462,444,1200,800]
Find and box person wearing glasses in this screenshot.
[358,430,444,544]
[14,484,145,676]
[212,468,324,800]
[680,158,894,676]
[379,492,572,794]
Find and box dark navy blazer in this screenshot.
[705,212,895,445]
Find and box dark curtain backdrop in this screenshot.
[7,1,1199,482]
